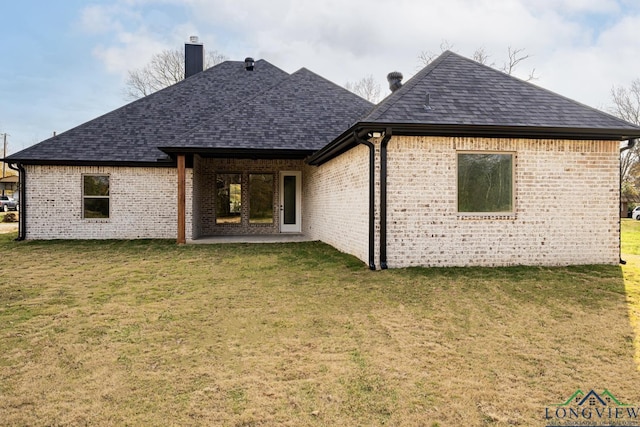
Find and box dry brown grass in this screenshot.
[1,232,639,426]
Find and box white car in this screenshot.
[633,206,640,220]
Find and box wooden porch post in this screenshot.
[177,154,186,244]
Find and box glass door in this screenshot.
[280,171,301,233]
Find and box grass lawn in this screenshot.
[1,226,640,426]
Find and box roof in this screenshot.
[364,51,640,130]
[0,175,19,184]
[309,51,640,165]
[7,60,372,165]
[6,51,640,167]
[162,67,373,154]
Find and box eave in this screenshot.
[307,122,640,166]
[1,158,177,168]
[159,147,315,160]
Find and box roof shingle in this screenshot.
[8,60,290,163]
[169,68,373,151]
[364,51,640,131]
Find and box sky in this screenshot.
[1,0,640,155]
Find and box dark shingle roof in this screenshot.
[8,51,640,167]
[7,60,290,164]
[9,59,373,164]
[308,51,640,165]
[166,68,373,152]
[364,51,639,131]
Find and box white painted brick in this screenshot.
[303,144,371,265]
[384,136,619,267]
[23,135,621,269]
[24,165,193,240]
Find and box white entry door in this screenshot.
[280,171,301,233]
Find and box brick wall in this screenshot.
[24,165,192,240]
[304,144,371,264]
[385,136,620,267]
[23,136,621,269]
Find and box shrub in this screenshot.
[2,213,18,223]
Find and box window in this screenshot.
[83,175,110,218]
[457,152,513,213]
[216,174,242,224]
[249,174,274,224]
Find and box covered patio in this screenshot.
[188,234,313,244]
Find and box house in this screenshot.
[0,175,18,197]
[5,40,640,269]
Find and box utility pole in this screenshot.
[1,133,6,196]
[2,133,7,179]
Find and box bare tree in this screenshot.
[419,43,537,81]
[418,40,455,67]
[472,47,493,66]
[610,79,640,125]
[345,75,381,103]
[125,48,227,100]
[501,46,537,81]
[610,79,640,183]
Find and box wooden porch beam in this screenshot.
[177,154,186,244]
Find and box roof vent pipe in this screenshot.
[244,57,255,71]
[387,71,403,92]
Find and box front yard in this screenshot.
[1,225,639,425]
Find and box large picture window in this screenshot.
[216,174,242,224]
[457,152,513,213]
[249,174,274,224]
[83,175,110,219]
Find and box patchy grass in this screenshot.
[622,218,640,372]
[0,230,639,425]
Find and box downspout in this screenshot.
[620,138,638,264]
[8,162,26,241]
[353,130,376,270]
[379,128,392,269]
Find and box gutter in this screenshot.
[620,138,638,265]
[309,122,640,166]
[379,128,393,269]
[353,130,376,270]
[7,162,26,241]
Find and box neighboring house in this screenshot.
[621,193,640,218]
[5,41,640,269]
[0,175,18,196]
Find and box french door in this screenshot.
[279,171,301,233]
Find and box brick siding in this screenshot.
[304,144,371,264]
[23,135,621,269]
[384,136,620,267]
[24,165,192,240]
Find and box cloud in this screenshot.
[79,1,193,74]
[79,5,121,34]
[79,0,640,110]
